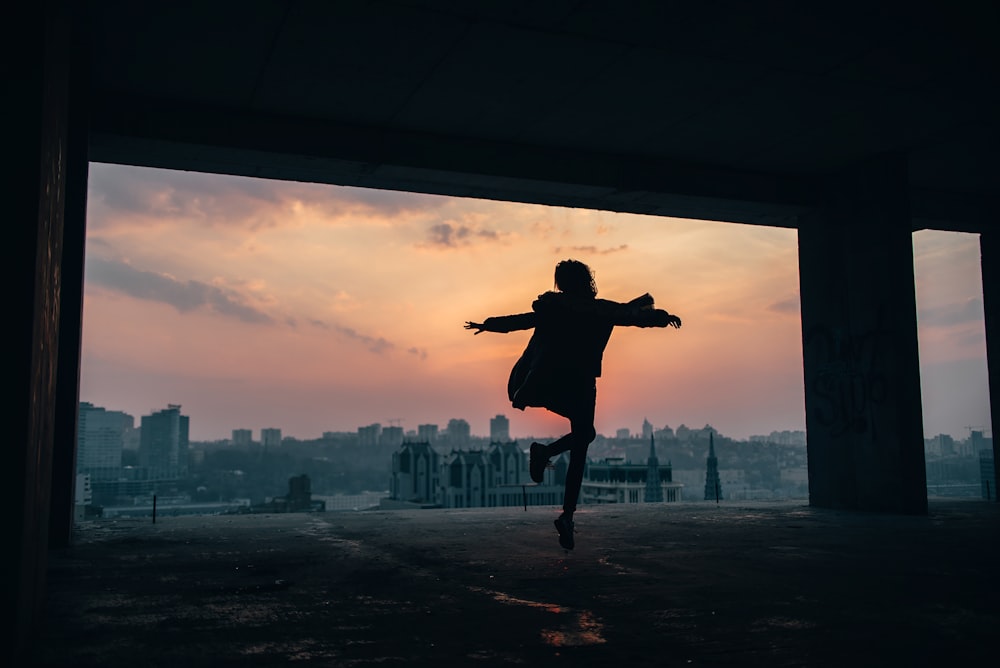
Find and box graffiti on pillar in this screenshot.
[805,306,890,439]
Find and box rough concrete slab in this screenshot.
[34,500,999,667]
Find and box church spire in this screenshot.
[704,432,722,502]
[644,433,664,503]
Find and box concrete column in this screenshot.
[49,26,89,548]
[981,230,1000,501]
[798,154,927,514]
[4,0,72,661]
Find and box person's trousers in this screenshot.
[544,382,597,514]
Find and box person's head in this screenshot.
[554,260,597,297]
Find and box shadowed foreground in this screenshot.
[35,501,998,667]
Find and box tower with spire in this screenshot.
[703,432,722,501]
[644,434,664,503]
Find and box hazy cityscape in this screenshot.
[74,401,995,521]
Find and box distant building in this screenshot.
[642,418,654,441]
[704,432,722,501]
[441,450,489,508]
[139,404,189,480]
[446,418,471,447]
[380,425,404,448]
[418,424,439,443]
[77,402,133,481]
[490,414,510,443]
[581,437,682,505]
[981,449,996,500]
[656,425,675,440]
[777,430,806,446]
[314,492,384,512]
[386,441,563,509]
[358,423,381,447]
[616,428,630,440]
[253,474,325,513]
[644,435,664,502]
[439,445,564,509]
[969,430,992,456]
[390,441,440,505]
[718,469,752,500]
[261,428,282,448]
[231,429,252,446]
[487,441,524,485]
[74,474,92,522]
[750,430,807,446]
[926,433,956,457]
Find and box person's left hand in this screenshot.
[666,315,682,328]
[465,321,485,334]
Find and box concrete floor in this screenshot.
[33,500,999,667]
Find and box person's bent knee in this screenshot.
[578,425,596,444]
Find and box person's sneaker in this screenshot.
[529,442,549,484]
[554,515,575,550]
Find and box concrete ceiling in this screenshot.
[86,0,999,230]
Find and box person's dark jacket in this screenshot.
[480,292,674,410]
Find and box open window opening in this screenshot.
[75,163,808,520]
[913,230,995,499]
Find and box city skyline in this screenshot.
[80,164,990,441]
[77,399,803,445]
[88,397,996,451]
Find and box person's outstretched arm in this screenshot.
[465,312,536,335]
[613,293,682,328]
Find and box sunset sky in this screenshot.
[80,163,991,442]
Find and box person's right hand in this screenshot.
[465,321,485,334]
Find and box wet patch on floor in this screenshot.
[469,586,607,647]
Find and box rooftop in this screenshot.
[36,500,998,666]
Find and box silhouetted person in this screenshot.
[466,260,681,549]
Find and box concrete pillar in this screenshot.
[798,154,927,514]
[48,7,89,549]
[4,0,72,661]
[982,230,1000,501]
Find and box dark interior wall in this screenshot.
[48,1,90,552]
[5,0,71,662]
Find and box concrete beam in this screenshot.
[88,93,813,227]
[88,94,994,233]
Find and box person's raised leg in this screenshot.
[554,401,595,550]
[532,413,591,483]
[529,441,550,483]
[529,405,579,483]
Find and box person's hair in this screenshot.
[554,260,597,297]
